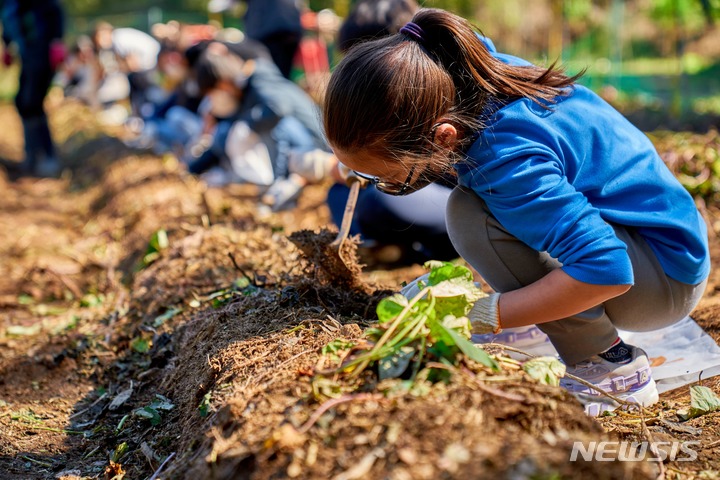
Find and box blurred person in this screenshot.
[322,8,711,414]
[56,35,98,105]
[186,41,328,210]
[126,44,205,155]
[178,23,218,50]
[1,0,66,177]
[92,21,162,117]
[131,37,273,157]
[240,0,303,79]
[151,21,182,50]
[337,0,418,53]
[293,8,335,100]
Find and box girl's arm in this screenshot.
[498,269,630,328]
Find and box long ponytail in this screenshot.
[413,9,581,119]
[323,8,580,163]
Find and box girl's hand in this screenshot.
[260,174,307,211]
[288,149,336,183]
[468,293,502,334]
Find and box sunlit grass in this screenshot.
[0,65,19,102]
[562,54,712,77]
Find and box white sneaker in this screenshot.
[560,345,659,416]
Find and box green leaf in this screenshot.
[130,337,151,353]
[442,324,499,371]
[376,294,409,324]
[111,442,129,463]
[426,365,453,383]
[141,229,170,267]
[424,262,483,318]
[153,308,182,327]
[428,316,455,347]
[133,406,162,426]
[142,251,160,266]
[80,293,104,308]
[679,385,720,420]
[6,324,42,337]
[426,262,474,286]
[17,294,34,305]
[150,394,175,411]
[198,392,212,417]
[378,346,415,380]
[427,340,457,362]
[321,339,355,356]
[522,357,566,386]
[114,414,129,434]
[149,229,169,251]
[690,386,720,412]
[433,294,475,320]
[326,260,500,386]
[441,315,471,339]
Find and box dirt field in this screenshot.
[0,102,719,480]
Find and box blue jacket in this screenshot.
[234,58,326,148]
[455,44,710,286]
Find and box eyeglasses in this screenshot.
[353,164,427,197]
[349,124,446,195]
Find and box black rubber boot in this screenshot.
[22,116,60,177]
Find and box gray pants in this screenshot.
[446,187,708,364]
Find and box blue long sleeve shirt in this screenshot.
[455,46,710,286]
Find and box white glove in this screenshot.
[288,149,335,183]
[468,293,502,334]
[261,174,305,211]
[402,275,502,334]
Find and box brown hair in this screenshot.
[323,8,581,169]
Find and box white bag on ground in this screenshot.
[225,121,275,186]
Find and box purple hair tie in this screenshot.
[400,21,426,44]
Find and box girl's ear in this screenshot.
[433,122,458,149]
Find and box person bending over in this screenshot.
[321,8,710,415]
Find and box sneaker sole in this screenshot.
[578,378,659,417]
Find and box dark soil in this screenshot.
[0,101,718,480]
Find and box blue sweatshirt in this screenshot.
[455,46,710,286]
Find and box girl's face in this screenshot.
[333,148,412,186]
[206,81,241,118]
[334,147,438,196]
[332,122,458,196]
